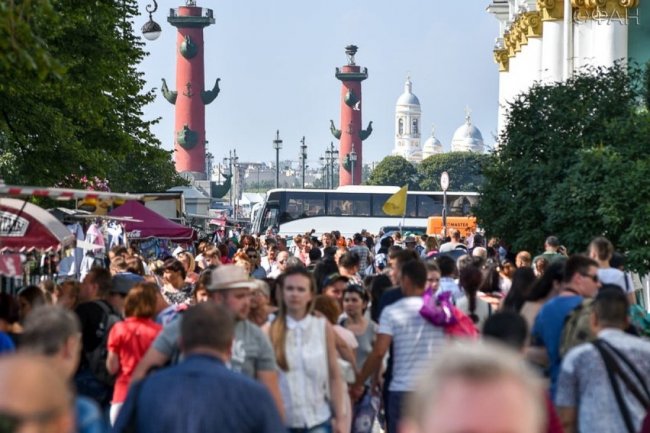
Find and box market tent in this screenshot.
[0,198,76,250]
[109,201,195,241]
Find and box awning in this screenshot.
[0,184,144,202]
[0,198,76,251]
[108,201,195,241]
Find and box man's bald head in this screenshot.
[0,354,75,433]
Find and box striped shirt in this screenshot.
[378,296,447,392]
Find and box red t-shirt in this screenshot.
[107,317,162,403]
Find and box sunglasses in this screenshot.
[581,272,599,283]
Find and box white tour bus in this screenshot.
[251,185,479,237]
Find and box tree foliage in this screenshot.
[366,156,420,189]
[0,0,183,193]
[418,152,487,192]
[475,62,650,272]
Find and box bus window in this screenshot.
[371,194,416,217]
[448,194,475,216]
[286,192,326,219]
[417,195,443,217]
[327,194,370,216]
[372,195,391,216]
[262,207,279,232]
[406,196,417,217]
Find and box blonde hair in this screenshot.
[269,267,316,371]
[177,251,196,273]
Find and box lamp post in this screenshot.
[349,146,358,186]
[319,156,328,189]
[272,130,282,189]
[441,171,449,237]
[141,0,162,41]
[300,136,308,189]
[325,142,339,189]
[232,150,239,219]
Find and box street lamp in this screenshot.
[319,156,328,189]
[232,150,239,219]
[272,130,282,189]
[300,136,307,189]
[349,147,358,185]
[325,141,339,189]
[141,1,162,41]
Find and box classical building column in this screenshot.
[539,0,564,82]
[572,1,593,71]
[590,0,638,67]
[520,12,544,88]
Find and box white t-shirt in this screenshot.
[598,267,633,293]
[378,296,447,392]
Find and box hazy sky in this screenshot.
[136,1,499,167]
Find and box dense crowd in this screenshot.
[0,228,648,433]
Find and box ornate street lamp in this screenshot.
[141,1,162,41]
[349,147,358,185]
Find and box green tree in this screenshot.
[476,62,650,272]
[0,0,183,192]
[418,152,487,191]
[366,156,420,189]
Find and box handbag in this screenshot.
[592,339,650,433]
[351,386,380,433]
[419,290,457,327]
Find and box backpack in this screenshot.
[559,298,595,357]
[629,304,650,338]
[86,300,122,386]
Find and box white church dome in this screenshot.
[422,127,443,159]
[451,112,484,153]
[396,77,421,107]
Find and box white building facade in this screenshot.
[488,0,641,137]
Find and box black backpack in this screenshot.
[86,300,122,386]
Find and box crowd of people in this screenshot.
[0,227,649,433]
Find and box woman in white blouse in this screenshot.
[268,267,345,433]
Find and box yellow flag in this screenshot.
[382,185,408,216]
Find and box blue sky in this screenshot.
[136,1,499,166]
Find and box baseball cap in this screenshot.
[404,235,417,243]
[208,265,257,291]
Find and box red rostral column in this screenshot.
[330,45,372,186]
[162,2,220,181]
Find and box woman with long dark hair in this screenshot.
[457,264,492,328]
[520,260,566,332]
[501,267,537,313]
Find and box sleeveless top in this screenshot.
[280,315,331,428]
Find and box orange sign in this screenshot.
[427,216,477,237]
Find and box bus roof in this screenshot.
[264,186,478,195]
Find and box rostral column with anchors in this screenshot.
[330,45,372,186]
[161,1,220,181]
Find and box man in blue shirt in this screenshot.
[114,302,285,433]
[529,254,601,400]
